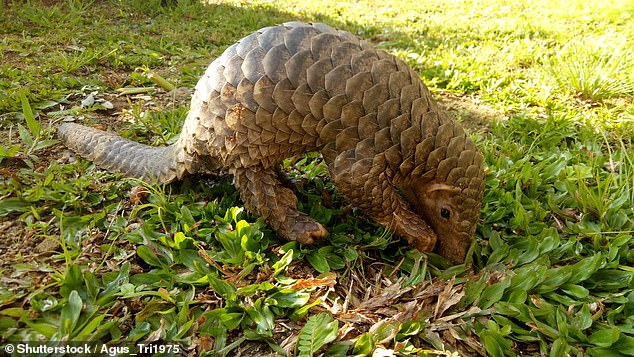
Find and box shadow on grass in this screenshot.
[1,0,500,129]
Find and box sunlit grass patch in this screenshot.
[548,36,634,101]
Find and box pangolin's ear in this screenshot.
[424,183,461,194]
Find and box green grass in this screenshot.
[1,0,634,356]
[548,36,634,101]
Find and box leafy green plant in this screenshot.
[296,313,339,356]
[0,143,20,164]
[13,90,59,165]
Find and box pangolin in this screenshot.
[58,22,485,263]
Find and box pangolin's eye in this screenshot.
[440,207,451,219]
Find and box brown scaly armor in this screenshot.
[58,22,485,263]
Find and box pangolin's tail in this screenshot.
[58,123,187,183]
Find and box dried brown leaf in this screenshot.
[438,305,482,323]
[358,282,413,310]
[337,322,359,340]
[394,300,423,322]
[337,310,377,324]
[291,272,337,290]
[413,279,447,300]
[372,346,396,357]
[434,277,465,319]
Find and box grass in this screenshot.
[1,0,633,356]
[548,36,634,101]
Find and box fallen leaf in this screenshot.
[434,277,465,319]
[291,272,337,290]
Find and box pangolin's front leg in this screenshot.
[326,149,438,252]
[232,166,328,244]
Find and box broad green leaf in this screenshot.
[21,318,57,338]
[61,264,85,300]
[492,315,532,337]
[0,144,21,159]
[173,231,191,249]
[244,298,274,338]
[220,311,243,330]
[477,278,512,309]
[33,139,60,151]
[0,317,18,331]
[175,318,195,339]
[84,270,99,304]
[135,300,174,322]
[20,90,40,137]
[567,254,603,284]
[588,269,633,291]
[352,332,375,356]
[272,248,294,275]
[17,124,33,148]
[481,333,508,357]
[544,291,577,306]
[136,245,169,268]
[460,274,487,308]
[0,198,32,216]
[180,205,196,227]
[538,232,560,254]
[326,254,345,270]
[129,321,152,341]
[99,262,130,304]
[586,347,625,357]
[228,206,243,222]
[478,320,513,357]
[372,320,400,344]
[296,313,338,357]
[290,298,322,321]
[536,266,572,293]
[397,321,425,339]
[307,251,330,273]
[588,327,620,347]
[609,191,630,210]
[507,289,528,304]
[513,236,540,265]
[237,281,275,297]
[555,307,569,338]
[129,271,174,287]
[571,304,593,330]
[266,290,310,308]
[550,337,569,357]
[208,275,236,301]
[541,156,567,181]
[199,310,229,347]
[612,335,634,355]
[509,264,546,293]
[403,254,428,287]
[75,313,107,339]
[215,230,244,265]
[60,290,83,337]
[1,307,27,318]
[325,342,350,356]
[561,284,589,299]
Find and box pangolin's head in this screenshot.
[401,121,485,264]
[403,179,484,263]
